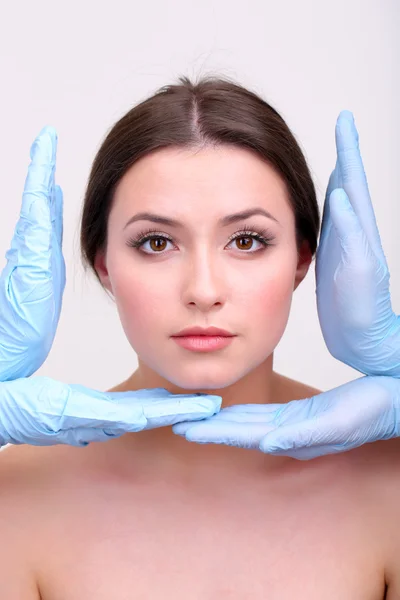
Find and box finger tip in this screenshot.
[259,442,276,453]
[172,423,192,435]
[41,125,58,139]
[338,109,354,122]
[336,111,359,147]
[259,437,289,453]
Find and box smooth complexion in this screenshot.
[95,144,312,416]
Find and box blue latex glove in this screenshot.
[0,126,65,381]
[316,110,400,376]
[172,376,399,460]
[0,377,222,447]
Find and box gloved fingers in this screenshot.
[104,389,222,430]
[140,395,222,430]
[172,407,279,436]
[259,444,344,460]
[22,126,57,215]
[204,398,320,428]
[174,417,343,458]
[259,417,341,454]
[106,387,174,400]
[50,183,66,316]
[315,160,342,292]
[258,399,380,457]
[3,127,57,299]
[172,402,290,435]
[173,420,277,449]
[325,161,340,208]
[19,126,56,263]
[318,163,338,252]
[329,188,371,257]
[172,396,325,438]
[328,188,388,328]
[53,184,64,248]
[63,387,221,433]
[25,427,122,447]
[330,189,390,302]
[53,384,147,433]
[335,111,386,265]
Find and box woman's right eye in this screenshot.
[126,232,174,253]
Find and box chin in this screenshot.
[155,364,251,392]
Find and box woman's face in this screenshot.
[95,145,311,390]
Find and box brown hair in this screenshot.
[80,74,320,287]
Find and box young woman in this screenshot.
[1,75,399,599]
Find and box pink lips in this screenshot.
[171,325,236,352]
[172,335,235,352]
[172,325,234,337]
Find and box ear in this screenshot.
[293,239,313,291]
[94,250,114,294]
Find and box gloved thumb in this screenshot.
[329,187,370,259]
[328,187,389,329]
[259,417,337,460]
[259,419,317,453]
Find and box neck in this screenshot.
[106,353,294,476]
[122,352,276,408]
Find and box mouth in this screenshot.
[171,334,235,352]
[172,326,235,337]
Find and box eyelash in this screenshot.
[126,222,276,256]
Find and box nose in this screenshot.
[181,250,226,310]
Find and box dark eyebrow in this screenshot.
[123,207,280,230]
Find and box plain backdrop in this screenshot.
[0,0,398,395]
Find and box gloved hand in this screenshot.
[0,126,65,381]
[316,110,400,376]
[0,376,222,447]
[172,375,399,460]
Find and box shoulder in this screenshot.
[324,436,400,597]
[0,441,107,507]
[0,442,98,598]
[0,444,51,597]
[357,437,400,596]
[0,442,81,532]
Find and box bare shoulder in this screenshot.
[357,437,400,598]
[0,442,97,599]
[273,370,400,594]
[320,435,400,598]
[0,444,51,598]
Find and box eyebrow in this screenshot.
[123,207,280,230]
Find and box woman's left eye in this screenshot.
[126,225,276,255]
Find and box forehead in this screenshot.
[111,145,294,226]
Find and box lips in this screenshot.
[172,326,234,337]
[172,334,235,352]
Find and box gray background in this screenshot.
[0,0,398,394]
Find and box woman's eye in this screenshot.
[142,236,172,253]
[230,235,264,252]
[126,229,275,255]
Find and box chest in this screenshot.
[36,470,386,600]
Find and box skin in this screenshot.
[95,144,312,389]
[94,143,315,473]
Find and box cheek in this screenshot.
[254,267,295,313]
[107,257,173,345]
[238,253,297,345]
